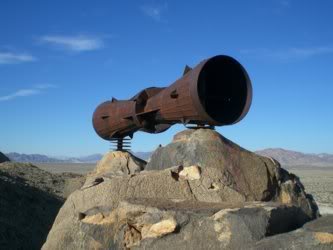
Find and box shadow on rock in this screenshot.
[0,173,63,250]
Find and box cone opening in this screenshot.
[197,55,252,125]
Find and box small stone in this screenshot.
[179,166,201,181]
[142,219,177,239]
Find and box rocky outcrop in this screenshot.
[0,151,10,163]
[81,151,146,190]
[43,199,319,250]
[42,129,323,249]
[147,129,318,218]
[0,162,85,250]
[92,151,146,176]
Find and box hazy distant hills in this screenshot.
[5,152,103,163]
[255,148,333,166]
[134,151,153,160]
[5,152,153,163]
[5,149,333,166]
[6,153,64,163]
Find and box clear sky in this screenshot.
[1,0,332,156]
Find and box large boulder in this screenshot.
[147,129,318,218]
[42,130,322,249]
[0,162,85,250]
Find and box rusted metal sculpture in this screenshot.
[93,55,252,149]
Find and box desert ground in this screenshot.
[36,163,95,174]
[35,163,333,215]
[287,166,333,215]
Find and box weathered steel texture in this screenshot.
[93,55,252,141]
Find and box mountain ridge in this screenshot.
[4,152,153,163]
[255,148,333,166]
[5,152,103,163]
[4,148,333,166]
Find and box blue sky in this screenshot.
[1,0,332,156]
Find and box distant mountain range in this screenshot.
[134,152,153,161]
[255,148,333,167]
[5,152,103,163]
[5,152,153,163]
[4,149,333,166]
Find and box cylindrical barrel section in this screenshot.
[92,55,252,140]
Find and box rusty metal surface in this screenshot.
[93,55,253,140]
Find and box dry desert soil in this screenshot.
[288,166,333,215]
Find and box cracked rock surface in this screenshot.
[42,129,327,249]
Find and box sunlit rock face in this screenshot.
[42,129,323,250]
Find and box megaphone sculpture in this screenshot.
[93,55,252,150]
